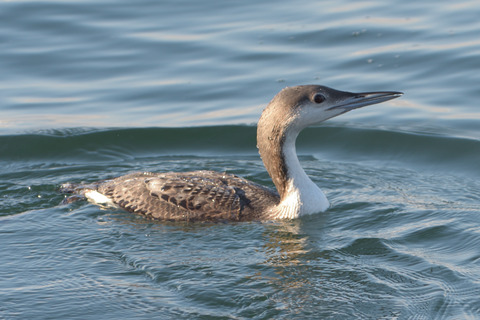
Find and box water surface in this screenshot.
[1,0,480,319]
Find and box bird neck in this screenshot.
[257,110,329,218]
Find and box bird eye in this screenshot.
[313,94,326,104]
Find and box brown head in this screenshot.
[257,85,402,198]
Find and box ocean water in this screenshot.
[1,0,480,319]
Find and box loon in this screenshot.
[61,85,402,221]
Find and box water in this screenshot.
[1,0,480,318]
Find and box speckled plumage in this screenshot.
[76,170,279,221]
[61,85,402,221]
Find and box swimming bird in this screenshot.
[61,85,402,221]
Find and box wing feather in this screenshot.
[96,171,278,221]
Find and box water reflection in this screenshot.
[259,217,332,314]
[262,220,309,267]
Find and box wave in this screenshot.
[1,125,479,175]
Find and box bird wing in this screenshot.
[97,171,273,221]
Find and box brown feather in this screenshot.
[95,171,279,221]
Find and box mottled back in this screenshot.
[95,171,279,221]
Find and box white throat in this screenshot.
[272,132,329,219]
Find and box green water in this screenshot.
[1,126,479,318]
[1,0,480,318]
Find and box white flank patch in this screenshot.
[274,179,329,219]
[274,184,301,219]
[85,190,116,207]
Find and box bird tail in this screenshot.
[59,182,95,204]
